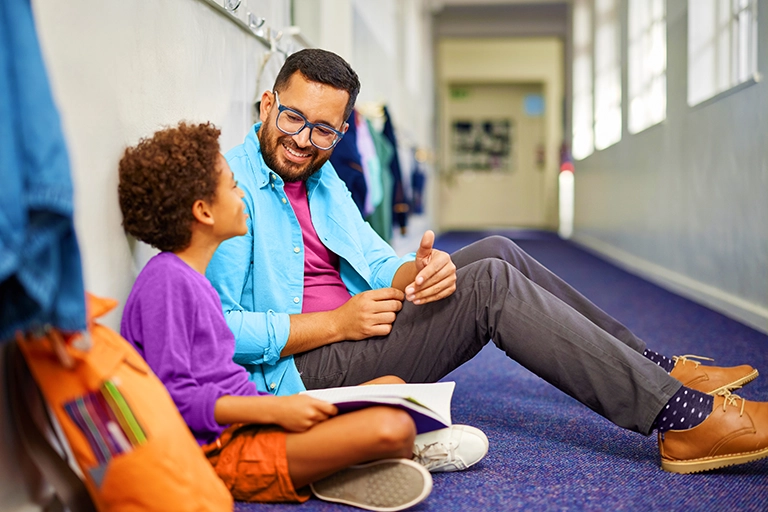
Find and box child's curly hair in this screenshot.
[118,122,221,252]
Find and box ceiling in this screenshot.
[431,0,570,39]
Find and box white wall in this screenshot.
[1,0,436,508]
[571,1,768,333]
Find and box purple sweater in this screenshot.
[121,252,262,445]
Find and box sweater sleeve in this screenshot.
[133,272,230,438]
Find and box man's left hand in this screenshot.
[405,230,456,305]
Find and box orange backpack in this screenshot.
[8,294,233,511]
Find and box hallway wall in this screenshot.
[1,1,435,509]
[572,1,768,333]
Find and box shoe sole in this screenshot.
[661,445,768,474]
[705,368,759,395]
[310,458,432,511]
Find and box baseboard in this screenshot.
[571,233,768,335]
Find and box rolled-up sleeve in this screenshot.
[354,215,415,289]
[226,308,290,366]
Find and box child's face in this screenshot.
[211,154,248,240]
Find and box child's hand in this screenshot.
[272,395,338,432]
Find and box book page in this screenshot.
[302,381,455,424]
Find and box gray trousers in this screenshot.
[294,236,681,435]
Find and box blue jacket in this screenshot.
[0,0,86,342]
[207,123,414,395]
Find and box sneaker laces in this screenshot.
[413,440,458,470]
[716,389,746,416]
[672,354,715,368]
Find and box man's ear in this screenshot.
[191,199,214,226]
[342,122,349,134]
[259,90,274,124]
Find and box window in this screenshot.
[688,0,758,106]
[628,0,666,134]
[593,0,622,150]
[572,0,594,160]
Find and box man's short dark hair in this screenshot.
[118,122,221,253]
[273,49,360,123]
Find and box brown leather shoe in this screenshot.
[669,354,758,395]
[659,392,768,473]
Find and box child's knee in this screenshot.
[368,407,416,453]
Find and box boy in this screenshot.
[117,122,486,511]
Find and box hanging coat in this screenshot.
[0,0,86,342]
[329,110,367,216]
[382,106,410,234]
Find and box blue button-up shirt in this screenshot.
[207,123,414,396]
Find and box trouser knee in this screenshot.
[472,236,526,268]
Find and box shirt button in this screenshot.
[271,183,275,188]
[282,197,287,204]
[270,382,276,390]
[272,173,277,179]
[294,247,300,253]
[293,297,300,304]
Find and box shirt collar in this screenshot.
[246,122,325,192]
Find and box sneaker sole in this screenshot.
[705,368,759,395]
[661,445,768,474]
[310,459,432,511]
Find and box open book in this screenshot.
[302,382,455,434]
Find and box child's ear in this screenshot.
[191,199,214,226]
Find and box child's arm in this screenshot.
[214,394,338,432]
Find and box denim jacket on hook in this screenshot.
[0,0,86,342]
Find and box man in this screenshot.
[207,49,768,475]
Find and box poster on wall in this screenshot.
[451,119,513,172]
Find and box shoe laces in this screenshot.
[672,354,714,368]
[716,389,746,416]
[413,439,458,470]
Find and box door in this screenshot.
[438,82,547,230]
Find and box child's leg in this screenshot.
[286,406,415,488]
[360,375,405,385]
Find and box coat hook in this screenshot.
[248,12,266,30]
[224,0,241,12]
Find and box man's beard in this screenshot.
[259,124,330,183]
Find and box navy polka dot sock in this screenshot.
[653,386,714,433]
[643,349,675,373]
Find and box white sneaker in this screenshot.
[310,458,432,511]
[412,424,489,472]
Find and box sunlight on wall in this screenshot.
[558,170,574,239]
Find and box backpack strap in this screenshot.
[5,341,97,512]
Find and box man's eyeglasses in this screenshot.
[273,92,345,150]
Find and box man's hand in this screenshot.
[331,288,405,340]
[270,395,338,432]
[404,230,456,305]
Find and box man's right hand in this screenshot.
[331,288,405,340]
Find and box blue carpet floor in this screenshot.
[236,230,768,512]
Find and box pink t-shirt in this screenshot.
[284,181,352,313]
